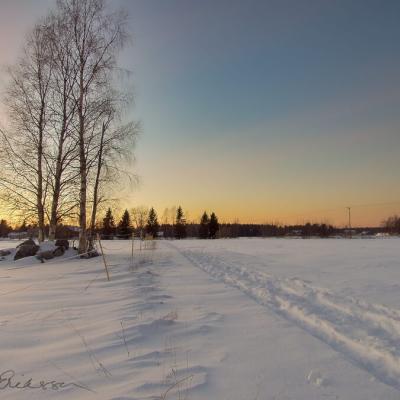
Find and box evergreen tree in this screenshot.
[117,209,132,239]
[199,211,209,239]
[102,208,116,239]
[0,220,11,237]
[146,207,159,238]
[174,206,186,239]
[17,220,27,232]
[209,212,219,239]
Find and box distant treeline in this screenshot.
[0,219,78,239]
[382,215,400,235]
[165,222,382,238]
[1,211,397,240]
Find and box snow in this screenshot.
[1,238,400,399]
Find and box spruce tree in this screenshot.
[174,206,186,239]
[102,208,116,239]
[17,220,27,232]
[117,209,132,239]
[146,207,159,238]
[209,212,219,239]
[199,211,209,239]
[0,220,11,237]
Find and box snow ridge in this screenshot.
[178,247,400,391]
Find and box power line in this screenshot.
[277,200,400,220]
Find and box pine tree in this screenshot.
[16,220,27,232]
[174,206,186,239]
[117,209,132,239]
[209,212,219,239]
[102,208,116,239]
[0,220,11,238]
[199,211,209,239]
[146,207,159,238]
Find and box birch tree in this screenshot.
[87,102,139,246]
[132,206,148,239]
[1,0,136,248]
[46,11,80,239]
[57,0,130,253]
[0,22,52,241]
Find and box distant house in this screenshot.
[376,232,390,237]
[286,230,302,237]
[343,229,357,237]
[53,225,79,239]
[8,231,29,240]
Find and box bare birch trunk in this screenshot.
[37,138,45,242]
[78,67,87,254]
[88,122,106,248]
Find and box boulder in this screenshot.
[53,246,65,257]
[55,239,69,250]
[36,250,55,261]
[14,244,40,260]
[36,246,66,262]
[0,249,11,257]
[16,239,36,248]
[80,249,99,259]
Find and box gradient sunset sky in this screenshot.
[1,0,400,226]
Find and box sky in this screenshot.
[1,0,400,226]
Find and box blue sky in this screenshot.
[1,0,400,225]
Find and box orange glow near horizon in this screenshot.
[1,200,399,228]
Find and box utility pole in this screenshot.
[346,207,351,229]
[346,207,352,238]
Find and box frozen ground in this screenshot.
[0,238,400,399]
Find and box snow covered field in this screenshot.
[1,238,400,399]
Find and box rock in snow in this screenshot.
[55,239,69,250]
[14,243,40,260]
